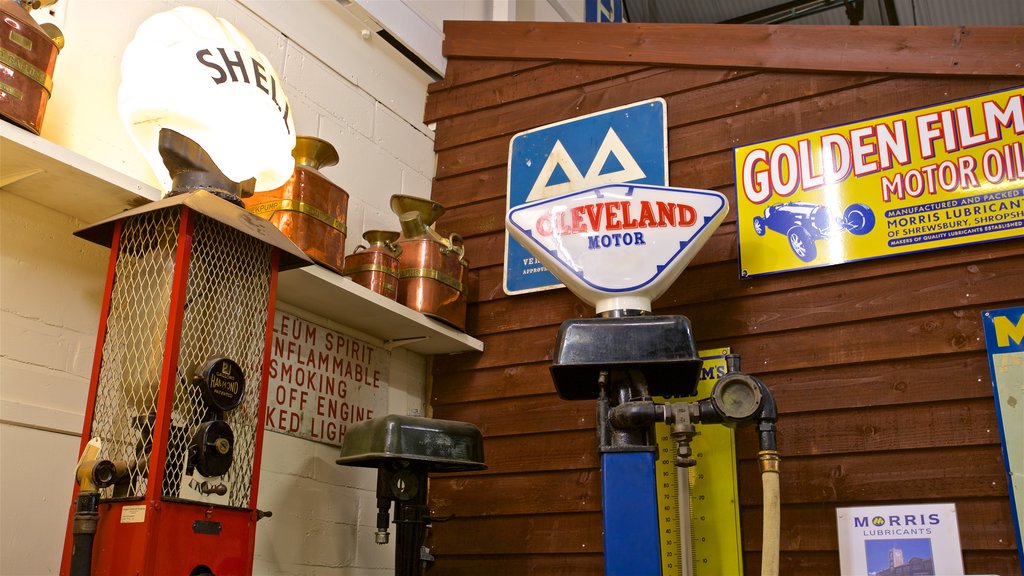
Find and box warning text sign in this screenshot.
[264,310,388,446]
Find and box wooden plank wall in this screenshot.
[423,22,1023,576]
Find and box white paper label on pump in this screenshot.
[506,183,728,313]
[120,505,147,524]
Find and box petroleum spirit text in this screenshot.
[740,92,1024,204]
[265,312,384,444]
[534,200,696,248]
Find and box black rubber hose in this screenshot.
[754,376,778,452]
[70,533,93,576]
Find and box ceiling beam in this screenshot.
[442,21,1024,77]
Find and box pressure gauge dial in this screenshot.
[710,373,763,424]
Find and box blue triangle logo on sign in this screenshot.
[547,163,572,187]
[595,152,626,177]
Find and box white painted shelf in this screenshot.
[0,122,483,355]
[1,121,161,220]
[277,266,483,355]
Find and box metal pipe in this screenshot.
[605,370,652,450]
[375,464,393,545]
[393,474,429,576]
[754,376,780,576]
[712,354,782,573]
[69,490,99,576]
[607,400,662,429]
[724,353,741,373]
[69,456,133,576]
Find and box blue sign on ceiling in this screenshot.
[586,0,625,22]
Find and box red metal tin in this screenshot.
[391,195,468,331]
[342,230,401,300]
[0,0,62,134]
[245,136,349,274]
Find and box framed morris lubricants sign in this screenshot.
[734,86,1024,277]
[836,503,965,575]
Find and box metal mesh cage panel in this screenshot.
[162,213,272,507]
[89,209,180,500]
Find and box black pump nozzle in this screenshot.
[375,464,392,545]
[756,380,778,452]
[157,128,256,204]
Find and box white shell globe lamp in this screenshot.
[118,6,295,194]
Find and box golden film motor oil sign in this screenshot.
[734,86,1024,277]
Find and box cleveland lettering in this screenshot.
[534,200,697,237]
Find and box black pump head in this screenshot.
[158,128,256,205]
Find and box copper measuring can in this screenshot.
[0,0,63,134]
[390,195,468,331]
[244,136,349,274]
[342,230,401,300]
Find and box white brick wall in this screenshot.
[0,193,104,435]
[0,1,446,574]
[0,424,83,576]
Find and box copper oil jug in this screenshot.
[245,136,349,274]
[390,195,468,331]
[0,0,63,134]
[342,230,401,300]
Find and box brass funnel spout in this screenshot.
[398,211,428,239]
[390,195,444,227]
[363,230,400,246]
[292,136,339,171]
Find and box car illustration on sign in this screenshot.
[752,202,875,262]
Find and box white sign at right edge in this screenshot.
[837,503,964,575]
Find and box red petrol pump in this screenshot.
[59,129,310,575]
[59,6,301,572]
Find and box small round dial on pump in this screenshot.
[194,356,246,412]
[191,420,235,477]
[389,468,420,501]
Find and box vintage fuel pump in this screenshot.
[59,129,311,576]
[506,182,781,576]
[336,415,486,576]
